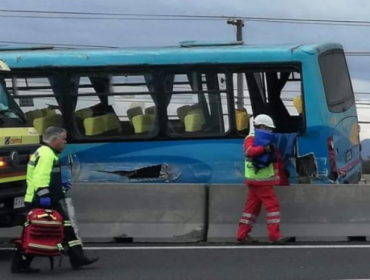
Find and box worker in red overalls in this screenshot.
[237,114,290,244]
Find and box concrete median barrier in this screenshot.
[70,183,207,243]
[207,184,370,242]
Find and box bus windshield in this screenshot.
[0,81,25,121]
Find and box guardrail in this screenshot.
[2,183,370,243]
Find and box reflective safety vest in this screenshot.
[25,145,64,204]
[244,135,280,186]
[245,161,277,180]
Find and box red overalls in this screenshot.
[237,134,289,242]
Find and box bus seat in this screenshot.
[127,106,143,123]
[132,114,153,134]
[25,109,43,123]
[145,106,156,115]
[187,108,205,125]
[101,113,122,133]
[83,116,105,136]
[293,95,303,114]
[235,109,250,131]
[75,107,94,119]
[236,108,247,113]
[33,114,62,135]
[177,105,191,123]
[41,108,57,117]
[184,113,205,132]
[189,103,201,110]
[146,114,156,123]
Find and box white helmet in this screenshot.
[253,114,275,128]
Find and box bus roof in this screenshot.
[0,42,343,69]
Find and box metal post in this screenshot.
[227,19,245,109]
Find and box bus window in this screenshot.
[164,70,229,137]
[236,69,304,134]
[279,72,304,131]
[5,75,62,135]
[70,72,158,138]
[319,50,355,113]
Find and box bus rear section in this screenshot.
[318,49,361,183]
[0,63,40,227]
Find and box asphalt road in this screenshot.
[1,244,370,280]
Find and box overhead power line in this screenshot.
[0,14,222,21]
[0,9,231,18]
[2,9,370,27]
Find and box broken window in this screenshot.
[234,68,304,134]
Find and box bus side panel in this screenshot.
[61,139,246,184]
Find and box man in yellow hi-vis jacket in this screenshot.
[11,127,99,273]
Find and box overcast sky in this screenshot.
[2,0,370,137]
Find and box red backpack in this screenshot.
[13,208,65,270]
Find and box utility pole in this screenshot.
[227,19,245,109]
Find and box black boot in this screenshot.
[11,250,40,274]
[67,246,99,270]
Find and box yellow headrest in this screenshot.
[187,109,205,125]
[184,113,205,132]
[83,116,105,136]
[75,107,94,119]
[132,115,154,134]
[177,105,191,123]
[236,108,247,113]
[25,109,43,123]
[101,113,122,133]
[41,108,56,117]
[33,114,62,135]
[293,95,303,114]
[127,106,143,122]
[235,110,249,131]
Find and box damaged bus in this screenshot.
[0,41,361,184]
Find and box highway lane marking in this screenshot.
[4,244,370,250]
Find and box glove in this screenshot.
[264,144,275,153]
[39,196,51,207]
[62,180,71,192]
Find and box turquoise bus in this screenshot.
[0,41,361,184]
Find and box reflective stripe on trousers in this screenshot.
[266,211,281,224]
[239,212,258,226]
